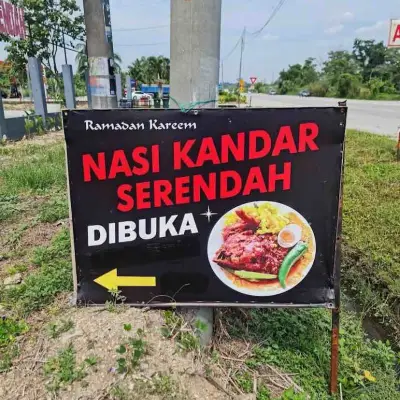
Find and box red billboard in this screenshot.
[0,0,26,39]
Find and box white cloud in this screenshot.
[342,12,354,21]
[262,33,279,41]
[324,24,344,35]
[355,21,387,33]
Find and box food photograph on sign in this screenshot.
[208,201,316,296]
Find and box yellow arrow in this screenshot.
[94,269,156,291]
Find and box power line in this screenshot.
[114,42,168,47]
[221,27,245,61]
[248,0,287,38]
[113,24,168,32]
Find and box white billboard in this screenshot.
[388,19,400,48]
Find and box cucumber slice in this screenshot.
[233,270,278,280]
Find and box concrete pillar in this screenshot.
[0,95,7,139]
[170,0,221,108]
[170,0,222,346]
[85,70,92,108]
[28,57,47,119]
[125,75,132,101]
[83,0,117,109]
[62,64,76,109]
[115,73,122,103]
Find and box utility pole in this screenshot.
[238,28,245,106]
[221,61,224,90]
[170,0,222,346]
[83,0,117,109]
[170,0,221,109]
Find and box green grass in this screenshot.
[38,196,69,223]
[0,318,28,371]
[43,344,87,392]
[0,144,66,195]
[0,228,72,317]
[223,308,398,400]
[47,319,74,339]
[343,131,400,342]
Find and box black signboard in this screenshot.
[64,108,346,307]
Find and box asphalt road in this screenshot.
[4,103,61,118]
[248,94,400,137]
[4,95,400,137]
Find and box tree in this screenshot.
[3,0,85,80]
[337,73,360,98]
[323,51,359,87]
[75,42,122,80]
[128,56,170,85]
[352,39,387,82]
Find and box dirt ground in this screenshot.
[0,306,232,400]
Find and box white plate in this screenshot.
[207,201,316,297]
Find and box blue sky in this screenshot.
[0,0,399,82]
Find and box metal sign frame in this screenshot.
[63,106,346,395]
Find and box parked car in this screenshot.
[132,90,153,106]
[269,89,277,95]
[298,89,310,97]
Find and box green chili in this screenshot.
[278,241,308,289]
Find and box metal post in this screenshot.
[62,64,76,109]
[126,75,132,101]
[115,73,122,104]
[170,0,222,346]
[237,29,245,107]
[83,0,117,109]
[330,308,340,395]
[85,70,92,109]
[62,32,68,64]
[28,57,47,119]
[0,95,7,139]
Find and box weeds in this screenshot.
[161,310,204,352]
[115,325,147,374]
[220,308,399,400]
[109,374,187,400]
[0,144,65,195]
[343,130,400,343]
[105,288,127,313]
[0,318,28,372]
[43,344,87,392]
[47,319,74,339]
[0,228,72,316]
[38,196,68,223]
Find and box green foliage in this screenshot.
[4,1,84,79]
[105,288,127,312]
[343,130,400,343]
[43,344,87,392]
[47,319,74,339]
[128,56,170,85]
[254,82,269,93]
[0,194,20,222]
[337,73,361,98]
[161,310,201,352]
[1,229,72,316]
[38,197,69,223]
[115,328,147,374]
[0,144,66,195]
[219,92,246,103]
[277,39,400,99]
[223,306,398,400]
[0,318,28,371]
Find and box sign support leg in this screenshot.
[329,307,340,395]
